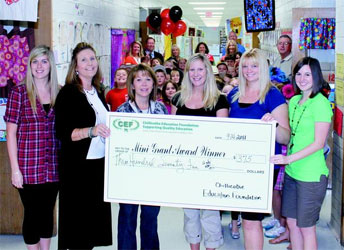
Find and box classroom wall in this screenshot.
[200,26,222,60]
[275,0,336,29]
[51,0,142,86]
[51,0,197,86]
[331,0,344,242]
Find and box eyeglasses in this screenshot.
[278,42,291,46]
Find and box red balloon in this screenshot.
[172,20,187,37]
[161,8,170,19]
[161,18,175,35]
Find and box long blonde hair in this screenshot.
[25,45,59,114]
[128,41,144,58]
[177,53,221,110]
[232,48,272,104]
[225,39,238,57]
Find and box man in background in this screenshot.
[144,37,164,64]
[273,35,293,79]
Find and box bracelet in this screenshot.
[88,127,92,138]
[88,127,96,138]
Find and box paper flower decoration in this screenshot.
[281,84,295,100]
[270,67,290,84]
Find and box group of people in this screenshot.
[5,31,332,250]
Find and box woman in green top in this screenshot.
[271,57,332,250]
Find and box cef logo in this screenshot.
[113,119,139,132]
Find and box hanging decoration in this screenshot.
[244,0,275,32]
[145,6,187,37]
[5,0,20,5]
[169,6,183,23]
[0,0,38,22]
[172,20,187,37]
[299,18,335,50]
[147,13,162,30]
[160,8,170,19]
[161,17,175,36]
[110,29,135,88]
[0,34,29,87]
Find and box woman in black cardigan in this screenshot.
[55,42,112,249]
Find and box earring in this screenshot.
[76,71,79,75]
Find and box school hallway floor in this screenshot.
[1,190,343,250]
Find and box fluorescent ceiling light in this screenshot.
[203,21,221,27]
[194,7,224,10]
[197,12,223,14]
[200,16,222,18]
[188,2,226,4]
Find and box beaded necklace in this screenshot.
[289,103,307,150]
[84,86,96,95]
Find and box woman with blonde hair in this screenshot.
[124,40,144,65]
[5,45,59,250]
[172,53,228,249]
[168,44,181,61]
[227,48,290,250]
[55,42,112,249]
[221,39,238,61]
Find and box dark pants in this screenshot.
[118,203,160,250]
[18,182,58,244]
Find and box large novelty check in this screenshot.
[104,113,276,213]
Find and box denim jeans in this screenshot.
[117,203,160,249]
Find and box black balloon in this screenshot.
[148,13,162,29]
[170,6,182,23]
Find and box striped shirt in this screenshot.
[4,84,59,184]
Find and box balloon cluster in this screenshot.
[146,6,187,37]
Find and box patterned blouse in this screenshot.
[116,100,168,115]
[4,84,59,184]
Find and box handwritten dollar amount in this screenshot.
[233,154,266,164]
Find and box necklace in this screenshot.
[289,104,307,150]
[134,100,152,114]
[84,86,96,95]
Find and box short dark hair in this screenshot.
[217,62,228,70]
[292,57,326,98]
[146,37,155,43]
[225,55,236,61]
[235,51,242,58]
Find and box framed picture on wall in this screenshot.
[244,0,275,32]
[189,27,195,37]
[196,29,203,37]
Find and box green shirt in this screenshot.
[285,93,332,182]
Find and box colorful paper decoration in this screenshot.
[244,0,275,32]
[5,0,19,5]
[299,18,336,50]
